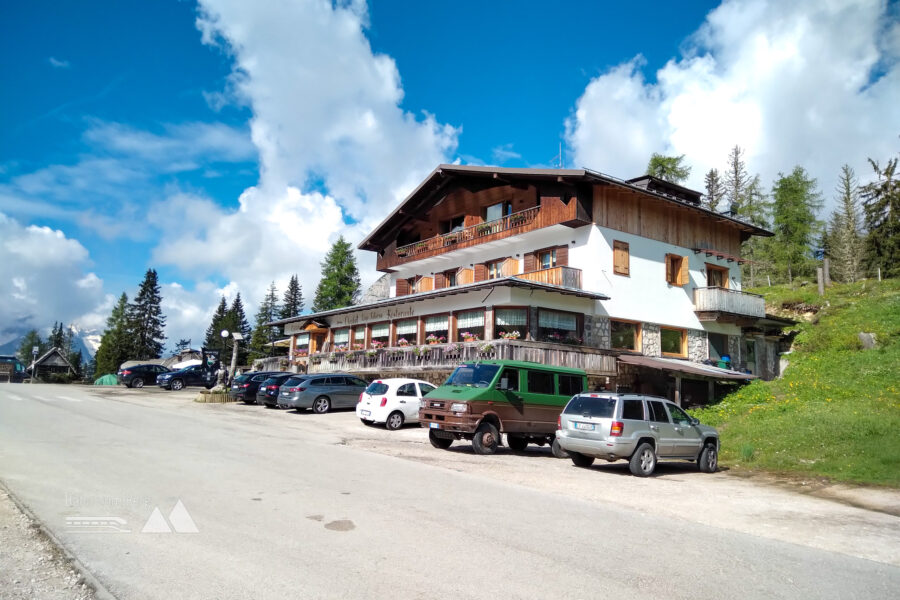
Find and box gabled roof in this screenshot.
[359,164,772,251]
[29,347,74,370]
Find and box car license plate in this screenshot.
[360,410,370,417]
[281,391,289,395]
[231,385,238,390]
[429,422,440,429]
[575,422,595,431]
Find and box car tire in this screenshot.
[312,396,331,414]
[170,379,184,391]
[570,452,595,468]
[698,443,718,473]
[472,422,500,455]
[550,437,569,459]
[506,434,528,452]
[629,442,657,477]
[429,429,453,450]
[385,411,404,431]
[132,377,144,389]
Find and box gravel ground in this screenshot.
[0,489,95,600]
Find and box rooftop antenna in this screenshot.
[549,142,564,169]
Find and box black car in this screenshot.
[157,364,214,391]
[255,373,294,407]
[0,355,27,383]
[117,364,170,388]
[228,371,281,403]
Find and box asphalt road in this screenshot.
[1,383,898,599]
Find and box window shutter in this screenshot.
[524,252,536,272]
[613,241,629,275]
[556,245,569,267]
[474,263,488,282]
[502,257,518,276]
[434,273,446,289]
[396,278,410,296]
[679,255,690,286]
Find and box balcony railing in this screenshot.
[516,266,582,289]
[303,338,617,376]
[377,197,590,271]
[694,287,765,319]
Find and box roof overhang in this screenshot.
[359,164,772,252]
[269,277,608,328]
[618,354,756,381]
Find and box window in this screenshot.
[295,333,310,354]
[456,310,484,341]
[424,315,449,343]
[527,370,555,395]
[370,323,390,347]
[484,201,510,222]
[396,383,418,397]
[613,240,630,276]
[667,404,693,426]
[538,309,580,344]
[708,333,727,360]
[365,382,389,395]
[647,400,669,423]
[418,383,436,396]
[660,327,686,356]
[610,320,640,351]
[621,399,645,420]
[558,374,584,397]
[353,327,366,349]
[495,307,527,340]
[563,396,616,418]
[497,368,519,392]
[395,319,418,345]
[665,254,688,286]
[487,260,504,280]
[445,364,500,387]
[333,328,350,348]
[444,269,458,287]
[538,248,557,270]
[706,263,728,288]
[441,215,465,234]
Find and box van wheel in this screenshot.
[385,411,404,431]
[429,430,453,449]
[630,442,657,477]
[472,422,500,455]
[312,396,331,414]
[507,434,528,452]
[551,437,569,459]
[570,452,595,468]
[698,443,718,473]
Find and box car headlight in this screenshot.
[449,402,468,413]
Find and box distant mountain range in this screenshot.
[0,325,101,360]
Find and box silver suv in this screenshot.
[556,393,719,476]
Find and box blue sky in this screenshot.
[1,0,897,348]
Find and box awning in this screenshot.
[618,354,756,380]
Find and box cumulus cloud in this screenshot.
[48,57,70,69]
[0,212,109,340]
[566,0,900,211]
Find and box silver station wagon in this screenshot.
[556,393,719,476]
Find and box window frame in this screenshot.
[493,306,529,340]
[486,259,504,280]
[537,308,582,344]
[613,240,630,276]
[610,318,642,352]
[422,312,450,344]
[665,254,686,286]
[705,263,729,289]
[660,326,687,357]
[537,248,557,270]
[525,369,555,395]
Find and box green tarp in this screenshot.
[93,374,119,386]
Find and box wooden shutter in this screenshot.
[679,256,690,286]
[502,257,519,277]
[458,268,474,285]
[556,245,569,267]
[613,241,629,276]
[396,278,410,296]
[434,273,446,289]
[474,263,488,282]
[524,252,536,273]
[418,276,434,292]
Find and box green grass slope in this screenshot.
[690,279,900,486]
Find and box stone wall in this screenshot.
[688,329,708,362]
[584,315,611,349]
[642,323,661,357]
[728,335,743,367]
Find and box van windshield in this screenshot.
[444,364,500,388]
[564,396,617,418]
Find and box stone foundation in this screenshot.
[688,329,708,362]
[642,323,661,357]
[584,315,611,349]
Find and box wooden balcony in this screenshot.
[694,287,765,323]
[516,266,582,289]
[303,338,617,376]
[376,197,591,271]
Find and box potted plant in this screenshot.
[459,331,480,342]
[397,337,410,347]
[365,350,378,359]
[425,334,446,345]
[499,330,520,340]
[371,340,385,350]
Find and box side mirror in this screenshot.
[498,377,509,390]
[690,417,700,426]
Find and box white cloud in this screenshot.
[48,57,70,69]
[491,144,522,164]
[0,212,109,340]
[566,0,900,212]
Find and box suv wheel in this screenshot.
[629,442,657,477]
[170,379,184,391]
[698,443,718,473]
[312,396,331,414]
[570,452,595,468]
[472,422,500,455]
[131,377,144,389]
[429,429,453,450]
[550,437,569,459]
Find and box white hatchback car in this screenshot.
[356,378,437,430]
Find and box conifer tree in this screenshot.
[280,275,304,319]
[771,167,823,283]
[645,153,691,183]
[861,155,899,278]
[204,296,229,351]
[94,293,133,375]
[249,283,281,359]
[127,269,166,360]
[312,237,361,312]
[224,293,252,364]
[703,168,725,212]
[17,329,46,362]
[829,165,863,282]
[724,145,751,214]
[740,175,773,287]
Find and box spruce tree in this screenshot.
[280,275,304,319]
[127,269,166,360]
[703,168,725,212]
[224,293,252,364]
[739,175,773,287]
[724,145,751,215]
[204,296,229,351]
[829,165,863,282]
[48,322,66,350]
[249,283,281,359]
[17,329,46,362]
[94,293,133,375]
[645,153,691,183]
[861,155,899,278]
[312,237,361,312]
[771,167,823,283]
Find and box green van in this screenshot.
[418,360,587,456]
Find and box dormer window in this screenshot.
[484,201,511,222]
[538,249,557,270]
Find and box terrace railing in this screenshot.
[693,287,765,319]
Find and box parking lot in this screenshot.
[2,383,899,599]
